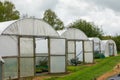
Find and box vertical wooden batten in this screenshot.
[18,36,20,80]
[48,37,51,73]
[82,40,85,64]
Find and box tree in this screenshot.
[111,35,120,51]
[0,1,20,22]
[69,19,104,38]
[43,9,64,30]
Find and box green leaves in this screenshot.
[69,19,104,38]
[0,1,20,22]
[43,9,64,30]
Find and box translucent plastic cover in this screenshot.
[0,36,18,56]
[50,38,66,73]
[3,58,18,79]
[68,41,75,53]
[20,58,34,77]
[50,39,65,55]
[20,38,34,56]
[76,41,83,61]
[84,41,93,63]
[35,38,48,54]
[84,53,93,63]
[50,56,65,73]
[109,44,114,56]
[1,18,59,37]
[84,41,93,51]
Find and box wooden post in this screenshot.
[65,39,67,73]
[48,37,51,73]
[82,40,85,63]
[18,36,20,80]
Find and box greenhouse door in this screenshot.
[67,41,84,65]
[94,42,101,53]
[19,37,34,78]
[35,38,48,74]
[49,38,66,73]
[67,41,76,65]
[76,41,83,62]
[83,41,94,63]
[109,43,114,56]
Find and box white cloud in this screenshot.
[54,0,120,35]
[10,0,59,18]
[8,0,120,35]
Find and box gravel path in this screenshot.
[107,74,120,80]
[97,64,120,80]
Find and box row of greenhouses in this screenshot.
[0,18,117,80]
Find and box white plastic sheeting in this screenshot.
[101,40,117,57]
[50,56,65,73]
[20,38,34,56]
[0,36,18,56]
[50,38,66,73]
[84,41,94,63]
[67,41,83,62]
[59,28,88,40]
[35,38,48,68]
[89,37,101,53]
[76,41,83,61]
[0,20,17,34]
[0,18,60,57]
[3,58,18,79]
[20,38,34,77]
[68,41,75,53]
[0,18,66,79]
[67,41,75,64]
[20,58,34,77]
[35,38,48,55]
[0,18,59,37]
[59,28,93,63]
[50,39,65,55]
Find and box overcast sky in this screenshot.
[7,0,120,35]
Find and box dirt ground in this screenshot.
[97,63,120,80]
[33,76,50,80]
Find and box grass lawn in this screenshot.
[45,55,120,80]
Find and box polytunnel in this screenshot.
[0,18,67,80]
[58,28,94,65]
[89,37,101,53]
[101,40,117,57]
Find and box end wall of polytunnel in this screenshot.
[60,28,94,64]
[101,40,117,57]
[89,37,101,54]
[0,18,67,79]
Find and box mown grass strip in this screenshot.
[46,55,120,80]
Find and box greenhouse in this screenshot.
[58,28,94,65]
[89,37,101,53]
[0,18,66,80]
[101,40,117,57]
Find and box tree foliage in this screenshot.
[43,9,64,30]
[0,1,20,22]
[112,35,120,51]
[69,19,104,38]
